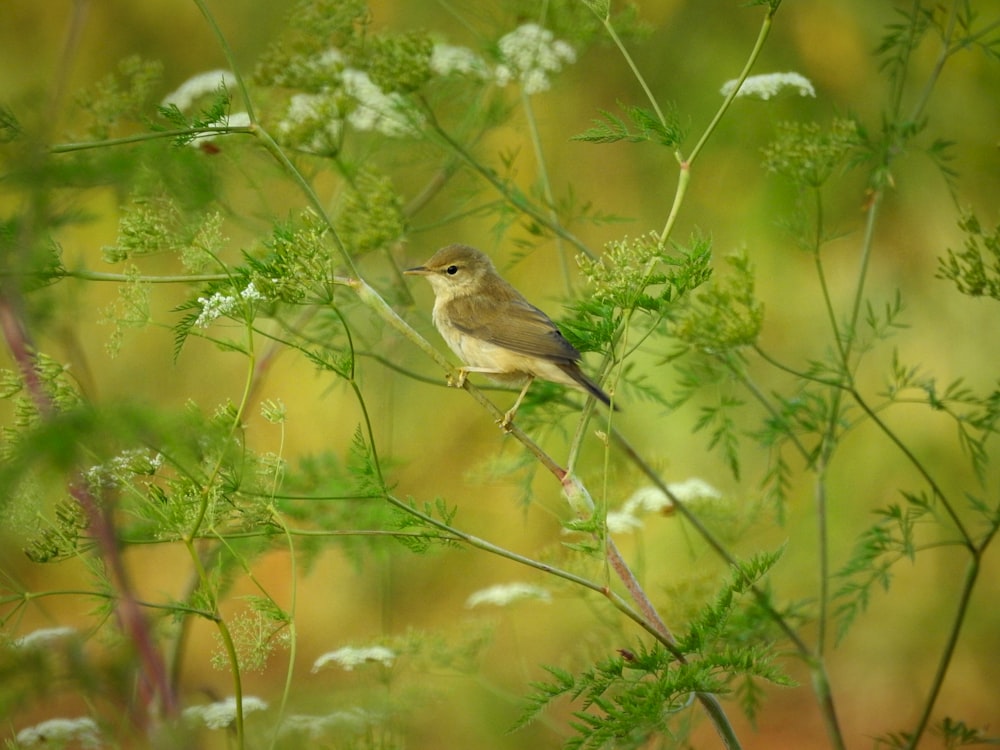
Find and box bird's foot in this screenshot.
[497,409,516,432]
[448,368,470,389]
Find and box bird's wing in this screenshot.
[448,294,581,363]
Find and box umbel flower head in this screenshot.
[161,69,236,111]
[183,696,268,730]
[721,72,816,100]
[312,645,397,672]
[495,23,577,95]
[465,582,552,608]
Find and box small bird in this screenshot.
[405,244,614,425]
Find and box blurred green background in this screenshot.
[1,1,998,748]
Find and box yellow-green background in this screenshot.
[1,1,998,748]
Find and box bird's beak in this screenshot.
[404,265,429,276]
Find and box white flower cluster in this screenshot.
[13,626,78,649]
[495,23,576,95]
[278,709,379,739]
[85,448,164,490]
[465,582,552,608]
[194,281,264,328]
[607,479,722,534]
[341,69,419,137]
[161,69,237,111]
[16,717,101,748]
[277,92,344,153]
[183,696,268,729]
[275,49,422,146]
[430,43,492,79]
[161,70,251,146]
[311,645,396,672]
[721,72,816,100]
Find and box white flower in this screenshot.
[313,48,345,74]
[609,479,722,534]
[13,626,78,649]
[279,709,378,738]
[194,291,236,328]
[721,72,816,100]
[430,44,490,78]
[16,717,101,748]
[496,23,576,95]
[667,478,723,503]
[194,283,262,327]
[162,69,237,111]
[277,92,344,153]
[225,111,252,129]
[183,110,252,148]
[240,281,263,301]
[465,582,552,608]
[183,696,268,729]
[85,448,163,489]
[341,69,422,137]
[312,645,396,672]
[606,510,644,534]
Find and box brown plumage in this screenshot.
[405,244,613,421]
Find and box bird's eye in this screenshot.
[446,265,459,275]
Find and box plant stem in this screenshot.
[422,107,596,259]
[191,0,256,124]
[686,5,777,169]
[49,125,255,153]
[520,89,573,293]
[0,294,178,725]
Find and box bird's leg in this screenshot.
[500,376,534,431]
[450,366,506,389]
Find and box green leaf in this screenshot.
[571,109,643,144]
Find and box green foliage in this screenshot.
[365,31,434,94]
[1,1,998,749]
[572,104,683,148]
[155,83,236,146]
[937,211,1000,301]
[832,492,931,643]
[254,0,370,90]
[577,232,712,312]
[517,552,791,748]
[335,169,407,256]
[671,251,763,352]
[102,196,227,264]
[874,717,1000,750]
[0,106,22,142]
[74,55,163,140]
[761,118,860,189]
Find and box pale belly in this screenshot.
[432,309,577,388]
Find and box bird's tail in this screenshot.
[563,364,619,411]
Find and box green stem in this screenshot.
[904,546,991,750]
[58,270,228,284]
[213,616,245,745]
[190,0,256,124]
[520,89,572,293]
[253,127,358,276]
[686,5,777,169]
[422,107,596,259]
[849,388,972,547]
[49,125,255,154]
[598,12,667,127]
[612,426,845,749]
[382,493,668,645]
